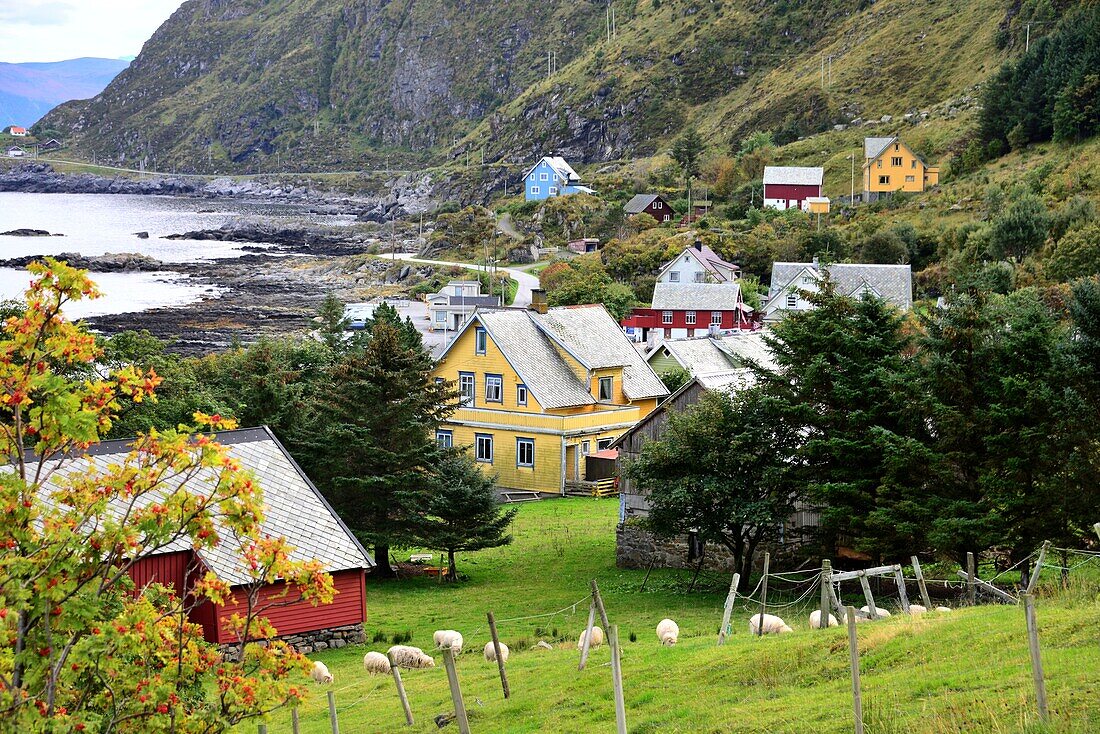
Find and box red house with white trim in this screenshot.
[762,166,824,211]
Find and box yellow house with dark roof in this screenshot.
[863,136,940,200]
[430,301,668,494]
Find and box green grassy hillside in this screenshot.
[263,500,1100,734]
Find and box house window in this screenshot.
[581,440,591,455]
[685,311,696,325]
[802,276,814,284]
[786,294,798,309]
[877,159,882,168]
[662,311,673,325]
[598,376,613,401]
[485,374,503,403]
[459,372,475,406]
[531,186,540,195]
[597,438,614,450]
[655,201,662,209]
[891,156,903,166]
[711,311,722,326]
[663,214,670,222]
[879,175,890,185]
[475,327,487,355]
[436,430,453,448]
[540,172,548,181]
[911,160,917,169]
[475,434,494,463]
[905,175,916,183]
[549,186,558,195]
[694,272,706,283]
[669,271,680,282]
[517,384,528,406]
[516,438,535,468]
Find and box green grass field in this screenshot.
[256,500,1099,733]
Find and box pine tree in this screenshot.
[671,126,706,188]
[422,452,518,580]
[295,320,455,578]
[318,293,350,352]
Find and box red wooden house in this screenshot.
[762,166,824,211]
[74,427,373,651]
[624,193,675,224]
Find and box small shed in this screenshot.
[803,196,831,214]
[585,448,619,481]
[568,237,602,253]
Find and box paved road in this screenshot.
[392,253,540,307]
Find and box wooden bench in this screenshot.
[501,491,542,503]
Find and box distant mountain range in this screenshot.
[0,57,129,128]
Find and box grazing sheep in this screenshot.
[908,604,927,615]
[387,645,436,669]
[310,660,333,684]
[433,630,463,653]
[859,605,892,620]
[535,640,553,651]
[935,606,952,613]
[748,613,793,635]
[809,610,839,629]
[483,641,510,663]
[577,626,605,649]
[363,651,391,675]
[656,618,680,646]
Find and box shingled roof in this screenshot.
[864,136,896,160]
[651,282,743,311]
[763,166,824,186]
[30,427,373,586]
[769,262,913,311]
[624,194,662,214]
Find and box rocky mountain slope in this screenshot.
[37,0,1051,174]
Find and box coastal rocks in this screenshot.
[134,231,150,239]
[162,223,368,255]
[0,252,163,272]
[0,228,60,237]
[0,163,201,196]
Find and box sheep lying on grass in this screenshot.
[809,610,839,629]
[363,651,391,675]
[387,645,436,669]
[656,619,679,646]
[577,626,604,649]
[935,606,952,613]
[433,630,463,653]
[908,604,927,615]
[859,606,892,620]
[748,613,793,635]
[310,661,333,684]
[483,641,510,663]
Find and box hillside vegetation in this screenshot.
[37,0,1060,174]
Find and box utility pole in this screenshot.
[820,55,824,89]
[828,56,832,86]
[606,3,611,42]
[1026,23,1030,53]
[849,153,855,203]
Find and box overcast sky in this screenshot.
[0,1,186,63]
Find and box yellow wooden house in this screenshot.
[863,136,940,201]
[431,300,669,495]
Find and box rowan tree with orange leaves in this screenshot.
[0,259,335,733]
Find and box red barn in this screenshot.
[99,427,372,652]
[762,166,824,211]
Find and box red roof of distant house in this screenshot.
[9,127,27,135]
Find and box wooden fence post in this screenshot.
[591,579,611,629]
[487,611,510,699]
[327,690,339,734]
[894,566,911,614]
[387,652,414,726]
[442,647,471,734]
[1093,522,1100,542]
[291,707,301,734]
[757,552,770,637]
[846,606,864,734]
[819,560,832,629]
[1023,594,1049,723]
[858,574,878,619]
[1027,541,1050,593]
[579,599,597,670]
[608,625,628,734]
[967,552,977,606]
[911,556,933,610]
[718,572,740,644]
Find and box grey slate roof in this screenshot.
[624,194,661,214]
[864,136,896,160]
[769,262,913,311]
[476,309,597,409]
[652,338,736,376]
[536,305,669,401]
[651,281,743,311]
[30,427,372,586]
[762,166,824,186]
[716,332,777,371]
[697,368,757,392]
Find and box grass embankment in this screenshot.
[265,500,1098,733]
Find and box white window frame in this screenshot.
[485,374,503,403]
[517,384,528,406]
[598,376,614,402]
[475,328,487,355]
[597,438,614,450]
[662,311,673,325]
[475,434,493,463]
[516,438,535,468]
[711,311,722,326]
[786,294,798,309]
[459,372,475,406]
[549,186,558,195]
[669,271,680,282]
[581,440,591,455]
[436,430,453,448]
[531,185,540,195]
[540,172,549,181]
[685,311,696,325]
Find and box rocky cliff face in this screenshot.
[38,0,1013,175]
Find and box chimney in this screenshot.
[694,240,703,251]
[530,289,549,315]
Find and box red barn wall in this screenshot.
[127,551,190,593]
[215,568,366,644]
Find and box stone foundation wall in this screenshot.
[616,523,738,573]
[221,623,366,657]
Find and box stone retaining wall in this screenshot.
[221,623,366,658]
[616,523,738,573]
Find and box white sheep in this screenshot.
[433,630,463,653]
[935,606,952,613]
[577,626,605,649]
[908,604,927,615]
[387,645,436,669]
[859,605,892,620]
[656,618,679,646]
[748,613,793,635]
[363,651,391,675]
[809,610,839,629]
[310,660,333,684]
[483,641,510,663]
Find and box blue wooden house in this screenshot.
[523,156,595,201]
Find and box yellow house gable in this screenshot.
[433,319,546,413]
[864,137,938,194]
